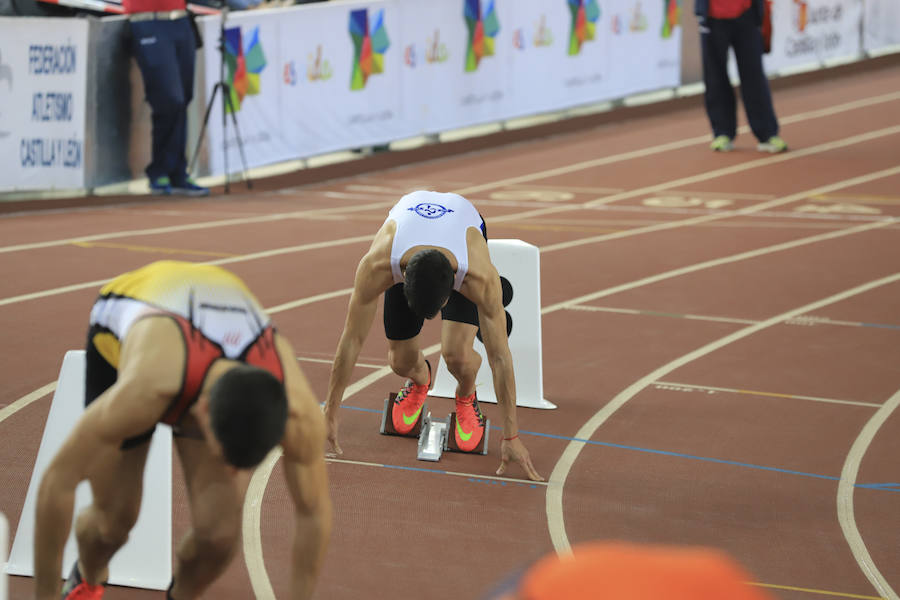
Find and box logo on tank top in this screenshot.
[409,202,455,219]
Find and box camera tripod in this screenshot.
[189,5,252,193]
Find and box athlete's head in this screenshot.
[403,249,454,319]
[207,365,288,469]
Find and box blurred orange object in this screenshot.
[516,542,777,600]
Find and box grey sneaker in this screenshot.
[757,135,788,153]
[710,135,734,152]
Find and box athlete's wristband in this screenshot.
[503,434,519,441]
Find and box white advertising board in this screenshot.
[0,18,88,191]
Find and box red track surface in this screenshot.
[2,61,899,600]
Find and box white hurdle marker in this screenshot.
[5,351,172,590]
[432,239,556,409]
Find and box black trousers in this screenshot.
[130,17,196,183]
[700,8,779,142]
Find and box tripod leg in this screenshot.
[222,84,231,193]
[227,103,253,190]
[189,83,221,175]
[218,83,252,190]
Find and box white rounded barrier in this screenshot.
[5,351,172,590]
[432,239,555,409]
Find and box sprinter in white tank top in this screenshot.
[325,191,542,481]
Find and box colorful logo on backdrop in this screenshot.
[630,2,648,32]
[464,0,500,72]
[224,26,267,113]
[567,0,601,55]
[516,15,554,50]
[793,0,809,32]
[307,45,333,82]
[405,31,449,68]
[534,14,554,47]
[349,8,390,90]
[661,0,681,38]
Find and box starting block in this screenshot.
[379,394,489,461]
[416,413,449,462]
[379,392,427,437]
[446,411,490,455]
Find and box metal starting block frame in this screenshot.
[379,393,489,461]
[416,413,449,461]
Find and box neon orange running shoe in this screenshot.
[391,359,431,434]
[454,391,486,452]
[61,562,105,600]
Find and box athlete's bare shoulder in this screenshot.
[458,227,497,304]
[353,219,397,301]
[117,315,186,400]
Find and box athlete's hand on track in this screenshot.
[324,406,343,458]
[497,437,543,481]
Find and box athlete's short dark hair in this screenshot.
[208,365,288,469]
[403,249,454,319]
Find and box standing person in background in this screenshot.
[127,0,210,196]
[695,0,788,153]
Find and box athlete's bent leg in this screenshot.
[440,321,480,397]
[73,441,151,586]
[169,437,251,600]
[387,336,430,386]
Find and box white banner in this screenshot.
[508,0,614,116]
[200,11,295,176]
[400,0,515,134]
[864,0,900,52]
[281,1,406,156]
[0,18,88,191]
[763,0,864,73]
[198,0,685,176]
[608,0,682,97]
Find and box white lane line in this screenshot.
[0,201,392,255]
[652,381,882,408]
[451,92,900,197]
[295,356,385,370]
[326,457,549,487]
[544,272,900,555]
[542,217,899,314]
[488,145,900,249]
[536,157,900,257]
[0,383,56,425]
[0,243,368,309]
[581,126,900,209]
[837,388,900,600]
[564,304,759,325]
[265,288,355,315]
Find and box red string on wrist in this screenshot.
[503,434,519,441]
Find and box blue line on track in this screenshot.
[337,406,897,492]
[860,321,900,330]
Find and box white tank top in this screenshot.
[385,191,484,291]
